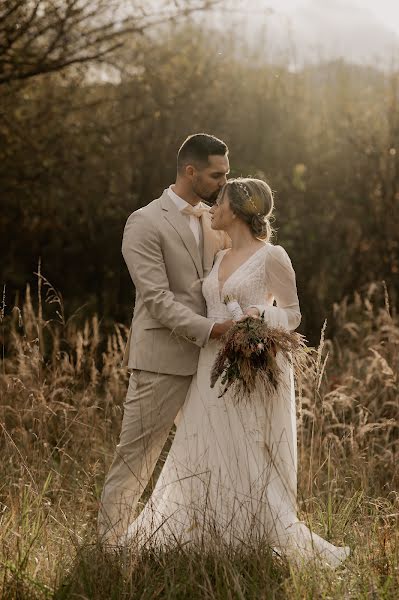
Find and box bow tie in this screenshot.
[180,203,208,218]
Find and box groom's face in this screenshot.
[191,154,230,203]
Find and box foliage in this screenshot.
[2,4,398,597]
[0,0,216,84]
[1,21,398,341]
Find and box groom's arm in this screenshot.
[122,211,230,347]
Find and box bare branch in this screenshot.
[0,0,220,85]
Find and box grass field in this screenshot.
[0,279,398,599]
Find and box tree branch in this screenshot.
[0,0,220,85]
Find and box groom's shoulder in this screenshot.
[126,194,164,224]
[134,194,164,216]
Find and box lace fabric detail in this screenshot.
[202,244,273,322]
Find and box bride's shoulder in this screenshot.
[264,243,294,268]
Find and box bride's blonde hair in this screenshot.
[222,177,274,241]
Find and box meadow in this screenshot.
[0,276,397,599]
[2,2,399,597]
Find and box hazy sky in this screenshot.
[254,0,399,34]
[221,0,399,64]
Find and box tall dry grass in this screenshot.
[0,276,398,598]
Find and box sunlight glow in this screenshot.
[263,0,399,34]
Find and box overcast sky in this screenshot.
[252,0,399,34]
[218,0,399,64]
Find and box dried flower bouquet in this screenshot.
[210,296,308,400]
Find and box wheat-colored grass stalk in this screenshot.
[0,278,398,597]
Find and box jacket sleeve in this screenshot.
[248,245,301,331]
[122,210,213,348]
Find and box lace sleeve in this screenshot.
[249,245,301,330]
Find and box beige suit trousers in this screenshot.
[98,369,192,544]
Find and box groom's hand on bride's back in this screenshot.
[209,320,233,339]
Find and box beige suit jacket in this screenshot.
[122,190,229,375]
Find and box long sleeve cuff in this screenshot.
[247,304,290,330]
[204,321,216,346]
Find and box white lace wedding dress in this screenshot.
[124,243,350,567]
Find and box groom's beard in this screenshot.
[198,188,219,205]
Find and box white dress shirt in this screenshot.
[167,185,215,343]
[168,185,202,246]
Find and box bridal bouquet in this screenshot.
[210,296,308,400]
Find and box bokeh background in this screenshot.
[1,0,398,344]
[1,2,399,597]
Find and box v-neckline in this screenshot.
[217,244,267,298]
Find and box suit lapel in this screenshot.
[160,192,204,279]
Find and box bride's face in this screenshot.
[210,188,235,230]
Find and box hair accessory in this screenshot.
[235,181,261,216]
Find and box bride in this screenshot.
[122,177,350,567]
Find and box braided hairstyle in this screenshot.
[223,177,274,241]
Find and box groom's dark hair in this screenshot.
[177,133,228,173]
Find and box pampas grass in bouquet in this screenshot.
[210,296,308,400]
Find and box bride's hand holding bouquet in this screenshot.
[210,296,308,400]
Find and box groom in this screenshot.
[98,133,232,544]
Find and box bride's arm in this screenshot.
[246,245,301,331]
